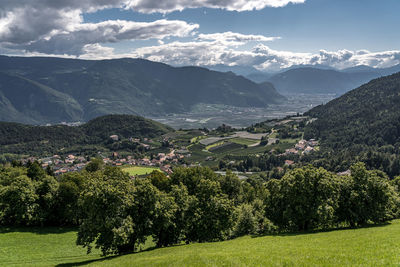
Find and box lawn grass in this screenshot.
[122,166,161,176]
[1,221,400,266]
[0,227,101,267]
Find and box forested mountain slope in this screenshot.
[0,114,173,155]
[304,72,400,175]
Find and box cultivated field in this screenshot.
[1,221,400,266]
[122,166,161,176]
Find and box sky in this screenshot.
[0,0,399,71]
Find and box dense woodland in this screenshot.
[0,114,172,156]
[304,72,400,176]
[1,161,398,256]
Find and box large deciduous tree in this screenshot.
[266,165,340,231]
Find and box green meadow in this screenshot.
[1,220,400,266]
[121,166,161,176]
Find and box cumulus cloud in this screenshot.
[11,19,198,55]
[0,0,301,46]
[128,41,400,71]
[0,0,197,54]
[0,0,399,71]
[198,32,280,45]
[129,32,280,67]
[126,0,305,13]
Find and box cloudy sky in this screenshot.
[0,0,399,71]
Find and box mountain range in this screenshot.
[245,64,400,95]
[0,56,285,125]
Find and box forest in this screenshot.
[303,72,400,176]
[0,114,172,156]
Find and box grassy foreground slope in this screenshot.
[0,227,101,266]
[2,221,400,266]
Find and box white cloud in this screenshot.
[126,0,305,13]
[13,19,198,55]
[128,41,400,71]
[0,0,198,54]
[128,32,280,67]
[0,0,301,56]
[198,32,280,45]
[0,0,399,72]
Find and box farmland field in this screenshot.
[122,166,161,176]
[230,138,259,146]
[1,220,400,266]
[205,141,226,151]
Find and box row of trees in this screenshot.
[1,162,399,255]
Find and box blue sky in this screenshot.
[0,0,399,71]
[84,0,400,53]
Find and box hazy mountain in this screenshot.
[245,72,275,83]
[342,64,400,76]
[380,64,400,76]
[245,64,336,83]
[341,65,378,73]
[0,56,285,124]
[267,67,382,94]
[243,64,400,95]
[204,64,262,76]
[0,72,83,124]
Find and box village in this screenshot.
[283,138,319,166]
[19,126,319,177]
[19,134,193,176]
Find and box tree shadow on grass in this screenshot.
[250,221,391,238]
[55,243,190,267]
[0,226,77,235]
[55,255,120,267]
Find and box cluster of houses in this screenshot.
[284,139,318,156]
[21,154,88,175]
[22,148,189,176]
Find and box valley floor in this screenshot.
[1,220,400,266]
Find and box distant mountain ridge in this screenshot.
[245,64,400,94]
[0,56,285,125]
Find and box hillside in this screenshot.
[304,72,400,174]
[1,221,399,266]
[0,72,83,124]
[305,72,400,148]
[0,114,173,155]
[0,56,285,124]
